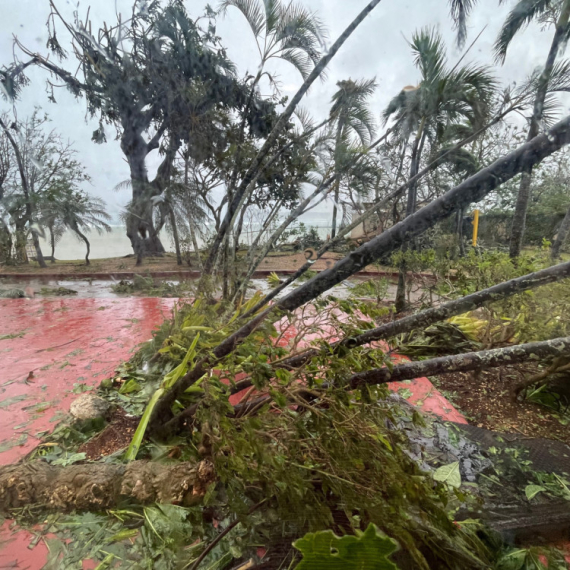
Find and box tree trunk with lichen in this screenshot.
[348,336,570,388]
[0,459,214,513]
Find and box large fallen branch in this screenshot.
[181,337,570,431]
[348,336,570,388]
[150,115,570,438]
[242,100,528,318]
[276,259,570,371]
[0,459,213,512]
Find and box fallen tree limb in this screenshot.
[348,336,570,388]
[149,115,570,438]
[242,101,527,319]
[514,358,570,396]
[0,459,213,513]
[175,337,570,433]
[276,259,570,371]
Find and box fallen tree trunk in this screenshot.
[0,459,213,513]
[150,115,570,438]
[349,336,570,388]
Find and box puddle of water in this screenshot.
[0,276,377,300]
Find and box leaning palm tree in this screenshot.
[329,78,377,238]
[384,28,496,311]
[493,0,570,257]
[41,187,112,265]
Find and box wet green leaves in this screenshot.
[433,461,462,488]
[294,524,399,570]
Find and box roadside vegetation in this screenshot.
[2,0,570,569]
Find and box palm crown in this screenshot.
[384,28,496,145]
[219,0,327,80]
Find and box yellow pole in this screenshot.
[472,209,480,247]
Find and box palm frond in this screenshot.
[544,58,570,92]
[432,145,479,176]
[448,0,478,47]
[293,107,315,132]
[410,28,447,86]
[494,0,553,63]
[113,179,132,192]
[540,91,562,128]
[219,0,265,38]
[263,0,280,34]
[275,3,327,67]
[346,107,376,145]
[279,49,313,80]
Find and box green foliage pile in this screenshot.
[8,295,509,569]
[10,293,570,568]
[394,248,570,345]
[111,275,195,298]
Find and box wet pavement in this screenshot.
[0,293,464,568]
[0,274,426,303]
[0,297,177,464]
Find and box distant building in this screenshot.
[350,204,389,242]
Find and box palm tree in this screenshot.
[492,0,570,257]
[384,28,496,311]
[329,78,377,238]
[220,0,327,82]
[41,186,111,265]
[213,0,328,274]
[204,0,383,273]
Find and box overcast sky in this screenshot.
[0,0,563,221]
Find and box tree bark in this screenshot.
[14,225,27,264]
[331,118,345,240]
[509,0,570,258]
[149,114,570,438]
[0,218,12,265]
[457,207,465,258]
[0,459,214,513]
[122,128,166,266]
[203,0,384,273]
[551,202,570,259]
[396,123,426,313]
[168,205,183,266]
[72,225,91,265]
[348,336,570,388]
[49,226,56,262]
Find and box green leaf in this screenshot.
[119,379,141,394]
[525,485,546,501]
[124,388,164,462]
[433,462,462,488]
[51,452,86,466]
[93,553,115,570]
[293,523,400,570]
[496,549,527,570]
[397,388,413,399]
[163,333,201,389]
